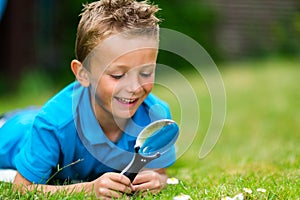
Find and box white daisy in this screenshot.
[173,194,191,200]
[221,197,233,200]
[221,193,244,200]
[167,177,179,185]
[243,188,252,194]
[256,188,266,193]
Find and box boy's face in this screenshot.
[86,35,158,119]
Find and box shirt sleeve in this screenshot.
[143,95,177,169]
[144,145,176,168]
[14,115,61,184]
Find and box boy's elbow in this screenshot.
[13,171,32,188]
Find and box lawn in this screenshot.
[0,58,299,199]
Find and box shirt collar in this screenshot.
[74,85,151,149]
[76,86,110,146]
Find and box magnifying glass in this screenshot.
[121,119,179,182]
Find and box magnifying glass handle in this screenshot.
[121,148,160,182]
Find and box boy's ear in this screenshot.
[71,59,90,87]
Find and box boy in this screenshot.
[0,0,176,198]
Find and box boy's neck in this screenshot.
[92,105,128,143]
[99,117,127,143]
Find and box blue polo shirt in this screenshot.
[0,81,176,184]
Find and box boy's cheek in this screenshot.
[143,82,154,92]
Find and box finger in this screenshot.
[132,171,156,185]
[109,181,133,194]
[99,175,132,194]
[107,172,132,186]
[133,181,155,192]
[98,187,123,199]
[132,176,146,185]
[98,173,133,194]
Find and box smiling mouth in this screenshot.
[115,97,139,104]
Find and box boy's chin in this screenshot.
[112,110,136,120]
[111,104,140,119]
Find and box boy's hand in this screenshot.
[132,169,167,194]
[92,172,133,199]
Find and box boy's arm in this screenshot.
[13,171,93,194]
[13,171,133,198]
[132,168,168,193]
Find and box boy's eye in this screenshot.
[140,71,153,77]
[110,74,124,79]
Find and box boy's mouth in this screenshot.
[115,97,139,104]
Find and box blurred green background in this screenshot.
[0,0,299,96]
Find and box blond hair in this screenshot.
[75,0,160,62]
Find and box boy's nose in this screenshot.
[125,76,143,94]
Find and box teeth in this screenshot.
[118,98,136,103]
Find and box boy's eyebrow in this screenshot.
[138,63,157,68]
[107,63,156,70]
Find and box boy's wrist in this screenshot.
[80,181,94,194]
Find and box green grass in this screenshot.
[0,58,299,199]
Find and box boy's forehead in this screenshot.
[85,33,159,69]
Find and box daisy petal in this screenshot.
[232,193,244,200]
[167,177,179,185]
[243,188,252,194]
[173,194,191,200]
[221,193,244,200]
[256,188,266,193]
[221,197,233,200]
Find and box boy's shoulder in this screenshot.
[142,93,171,120]
[144,93,169,109]
[36,81,81,129]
